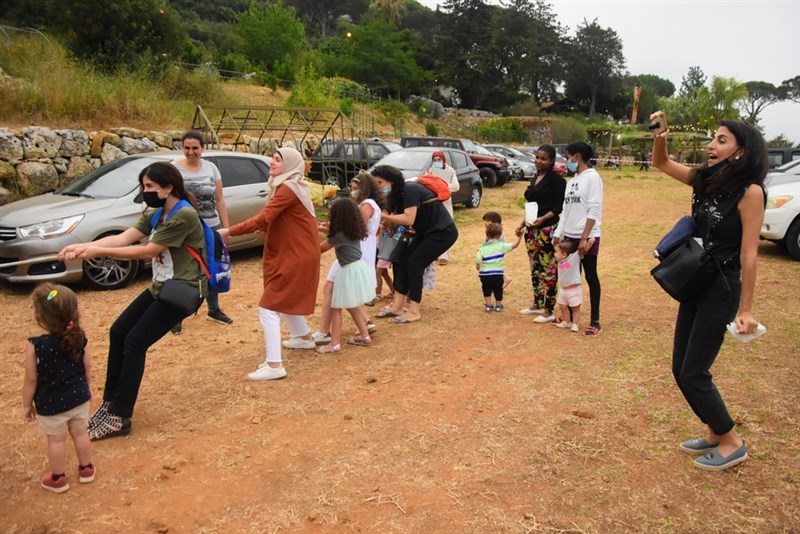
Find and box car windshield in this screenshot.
[473,145,495,156]
[377,150,434,171]
[59,157,160,198]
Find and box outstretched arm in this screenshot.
[652,134,693,186]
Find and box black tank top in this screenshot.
[691,178,763,269]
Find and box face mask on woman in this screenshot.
[432,162,444,169]
[382,187,391,196]
[566,159,579,174]
[143,191,166,208]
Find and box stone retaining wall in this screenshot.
[0,126,289,205]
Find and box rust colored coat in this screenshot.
[229,185,320,315]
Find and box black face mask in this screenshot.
[143,191,166,208]
[700,158,730,178]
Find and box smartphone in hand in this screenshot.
[648,111,668,135]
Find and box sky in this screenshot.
[415,0,800,143]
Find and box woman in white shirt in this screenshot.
[170,131,232,333]
[553,141,603,337]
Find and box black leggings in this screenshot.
[672,271,741,435]
[481,274,504,301]
[581,254,601,325]
[393,224,458,303]
[105,288,191,418]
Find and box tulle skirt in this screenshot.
[331,259,376,309]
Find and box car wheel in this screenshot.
[496,172,509,187]
[785,217,800,260]
[323,166,346,189]
[479,167,497,188]
[467,185,482,208]
[82,239,140,290]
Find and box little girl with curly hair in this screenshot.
[317,198,376,353]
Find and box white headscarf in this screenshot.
[267,147,315,217]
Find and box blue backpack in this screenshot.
[150,200,232,293]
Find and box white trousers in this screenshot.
[258,307,310,363]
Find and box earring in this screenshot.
[734,154,741,161]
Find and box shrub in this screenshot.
[476,118,529,143]
[550,116,587,143]
[425,122,439,136]
[286,65,336,108]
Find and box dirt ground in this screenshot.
[1,171,798,533]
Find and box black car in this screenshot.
[309,139,402,188]
[368,146,483,208]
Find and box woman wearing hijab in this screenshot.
[219,147,320,381]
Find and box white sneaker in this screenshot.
[555,321,573,329]
[281,337,316,349]
[534,314,555,323]
[570,323,580,333]
[311,331,332,345]
[519,307,544,315]
[248,365,287,381]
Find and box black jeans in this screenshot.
[105,288,190,418]
[566,237,601,325]
[672,270,741,435]
[393,224,458,303]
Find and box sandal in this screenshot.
[375,308,400,319]
[583,325,602,337]
[317,343,342,354]
[348,335,372,346]
[89,414,131,441]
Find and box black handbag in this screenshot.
[651,237,719,302]
[388,236,413,262]
[157,279,204,316]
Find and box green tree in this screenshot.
[236,2,307,71]
[767,134,793,147]
[778,75,800,103]
[368,0,406,25]
[742,81,782,126]
[679,66,706,99]
[695,76,748,130]
[435,0,504,109]
[319,21,430,98]
[51,0,186,71]
[564,19,627,115]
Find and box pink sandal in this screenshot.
[317,343,341,354]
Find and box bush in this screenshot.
[550,116,587,143]
[286,65,337,108]
[340,97,355,118]
[425,122,439,136]
[476,118,529,143]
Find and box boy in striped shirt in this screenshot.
[476,222,522,312]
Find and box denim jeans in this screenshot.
[672,269,741,435]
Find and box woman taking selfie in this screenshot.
[652,116,767,471]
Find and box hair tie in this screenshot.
[66,320,74,331]
[47,289,58,301]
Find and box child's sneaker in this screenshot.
[555,321,573,329]
[78,464,95,483]
[41,473,69,493]
[494,304,504,312]
[484,304,494,312]
[571,323,581,333]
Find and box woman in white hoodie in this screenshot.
[553,141,603,337]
